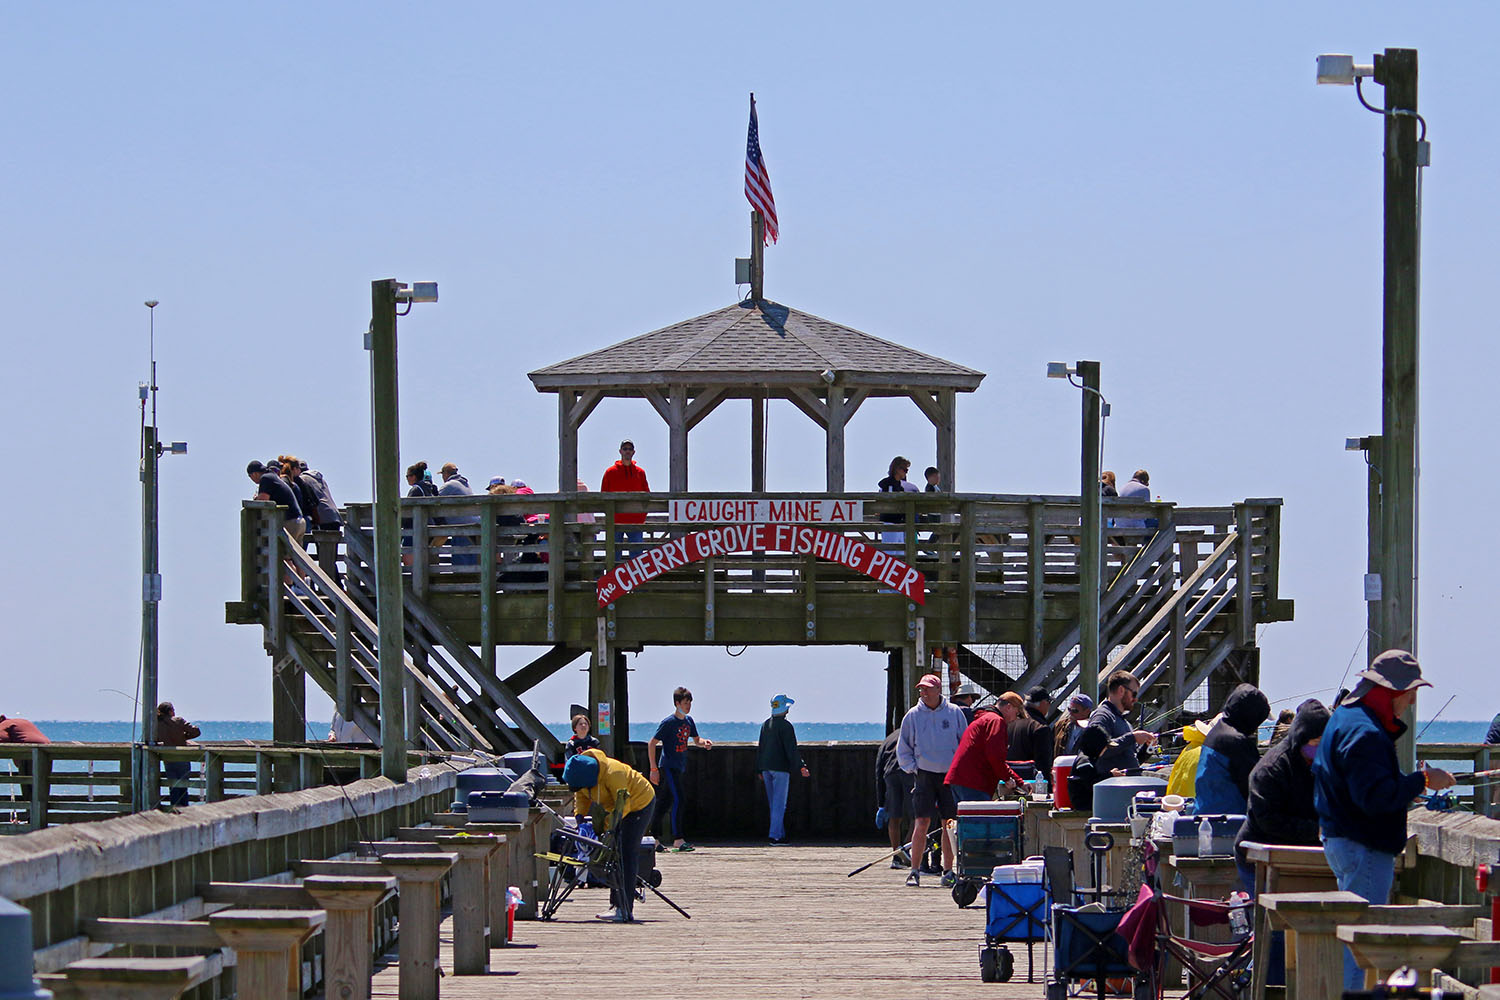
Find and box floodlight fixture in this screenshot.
[1316,54,1374,86]
[1046,362,1073,379]
[395,281,438,304]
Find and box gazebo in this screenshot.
[528,297,985,493]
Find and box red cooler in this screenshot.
[1052,755,1078,810]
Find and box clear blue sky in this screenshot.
[5,4,1498,727]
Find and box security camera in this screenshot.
[820,369,835,384]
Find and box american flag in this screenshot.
[745,94,778,244]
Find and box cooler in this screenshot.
[1171,814,1244,857]
[1052,755,1078,810]
[468,790,529,824]
[954,801,1024,879]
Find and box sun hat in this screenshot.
[771,694,794,714]
[562,753,599,790]
[1341,649,1432,706]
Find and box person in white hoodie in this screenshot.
[896,672,969,887]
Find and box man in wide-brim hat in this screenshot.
[1311,649,1456,989]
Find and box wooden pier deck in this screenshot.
[371,843,1046,1000]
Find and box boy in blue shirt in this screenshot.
[648,686,713,851]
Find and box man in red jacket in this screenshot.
[945,703,1022,803]
[601,440,651,558]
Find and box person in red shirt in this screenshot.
[945,699,1021,803]
[0,716,48,744]
[601,439,651,557]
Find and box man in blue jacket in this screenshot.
[1312,649,1456,989]
[1194,683,1271,815]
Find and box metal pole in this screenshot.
[1375,48,1420,770]
[1078,360,1102,707]
[141,425,159,747]
[371,279,407,782]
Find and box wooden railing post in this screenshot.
[1235,503,1254,646]
[376,853,456,1000]
[301,876,395,1000]
[435,834,503,974]
[1026,502,1046,668]
[207,910,325,1000]
[62,956,208,1000]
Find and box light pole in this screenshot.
[137,299,187,811]
[368,279,438,783]
[1318,49,1427,768]
[1048,361,1108,706]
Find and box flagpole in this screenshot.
[750,210,764,301]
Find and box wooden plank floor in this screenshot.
[370,844,1051,999]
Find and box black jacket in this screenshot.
[1006,713,1048,771]
[1195,683,1271,815]
[1235,699,1330,857]
[874,732,902,807]
[1022,706,1054,776]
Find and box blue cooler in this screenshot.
[469,790,529,824]
[451,768,514,812]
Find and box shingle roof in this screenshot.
[528,299,985,392]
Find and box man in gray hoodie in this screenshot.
[896,672,968,887]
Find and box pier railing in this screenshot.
[0,743,463,835]
[232,492,1288,751]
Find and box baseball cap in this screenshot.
[1067,693,1095,711]
[488,476,506,488]
[916,673,942,689]
[1026,686,1052,705]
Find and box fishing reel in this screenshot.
[1423,791,1455,812]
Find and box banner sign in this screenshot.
[596,523,924,608]
[667,498,863,524]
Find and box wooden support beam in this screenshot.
[558,392,579,493]
[640,387,672,424]
[750,391,766,491]
[567,388,603,428]
[501,644,589,697]
[785,386,829,428]
[907,388,945,427]
[843,386,871,422]
[935,388,956,491]
[669,385,689,492]
[207,910,325,1000]
[591,618,616,757]
[80,918,224,949]
[825,385,846,492]
[684,386,727,430]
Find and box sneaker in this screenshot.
[894,848,911,867]
[673,843,696,853]
[889,857,905,869]
[768,838,786,846]
[940,870,957,888]
[905,871,920,887]
[595,907,621,921]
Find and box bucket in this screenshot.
[1161,794,1186,812]
[1052,755,1077,810]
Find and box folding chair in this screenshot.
[1049,903,1151,1000]
[1043,843,1130,909]
[1151,891,1252,1000]
[536,792,628,920]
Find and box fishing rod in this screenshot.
[847,826,943,878]
[1413,696,1457,743]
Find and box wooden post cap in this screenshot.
[1259,890,1370,912]
[207,909,326,950]
[434,835,503,857]
[301,875,396,909]
[377,852,457,881]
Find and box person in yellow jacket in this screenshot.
[1165,717,1217,798]
[564,748,656,922]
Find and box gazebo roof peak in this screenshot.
[528,297,985,393]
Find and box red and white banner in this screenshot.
[667,498,864,524]
[596,523,925,608]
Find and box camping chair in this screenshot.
[1049,902,1151,1000]
[1151,890,1252,1000]
[537,789,630,920]
[1043,843,1130,910]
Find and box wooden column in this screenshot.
[935,388,956,491]
[750,391,766,491]
[613,649,631,749]
[590,622,617,757]
[435,835,503,975]
[825,385,846,492]
[301,876,396,1000]
[377,853,456,1000]
[558,391,578,494]
[207,910,325,1000]
[668,386,688,492]
[465,824,521,940]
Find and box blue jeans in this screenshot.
[763,770,790,841]
[949,783,992,803]
[611,800,656,921]
[163,760,192,808]
[616,530,644,561]
[658,766,686,842]
[1324,835,1397,989]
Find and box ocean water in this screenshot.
[27,719,1497,745]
